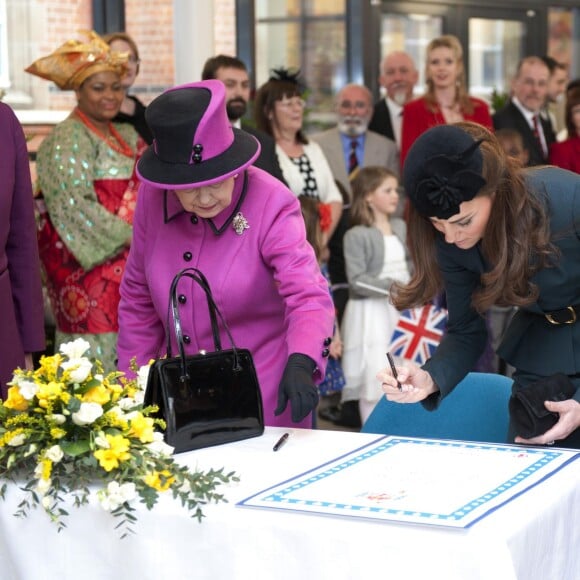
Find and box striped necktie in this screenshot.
[348,139,359,180]
[532,115,548,160]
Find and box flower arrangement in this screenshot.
[0,339,237,537]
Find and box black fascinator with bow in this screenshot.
[403,125,487,219]
[269,67,305,91]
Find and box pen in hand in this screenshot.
[386,352,402,391]
[273,432,290,452]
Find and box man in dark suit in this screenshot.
[202,55,286,183]
[493,56,556,166]
[368,51,418,151]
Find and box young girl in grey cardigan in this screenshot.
[340,167,412,423]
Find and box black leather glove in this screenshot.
[275,353,319,423]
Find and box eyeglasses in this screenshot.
[338,100,369,111]
[128,56,141,64]
[277,97,306,109]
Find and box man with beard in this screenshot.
[202,55,286,183]
[369,51,418,151]
[313,83,399,429]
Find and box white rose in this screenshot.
[61,358,93,383]
[59,338,91,359]
[36,478,51,497]
[95,434,110,448]
[117,482,137,503]
[72,402,103,426]
[45,445,64,463]
[48,414,66,425]
[7,433,26,447]
[117,397,137,411]
[18,380,39,400]
[136,364,151,391]
[98,481,137,512]
[133,389,145,405]
[147,433,174,457]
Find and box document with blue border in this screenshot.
[238,437,579,529]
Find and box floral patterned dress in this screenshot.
[36,114,144,370]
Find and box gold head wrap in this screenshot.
[25,30,128,90]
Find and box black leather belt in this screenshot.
[544,305,580,325]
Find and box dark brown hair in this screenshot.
[350,166,398,227]
[564,87,580,137]
[298,195,323,261]
[202,55,247,80]
[392,121,557,313]
[254,77,307,144]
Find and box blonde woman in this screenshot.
[400,35,492,166]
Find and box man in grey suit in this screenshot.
[202,55,286,183]
[312,83,399,428]
[313,83,399,201]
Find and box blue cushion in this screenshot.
[361,372,513,443]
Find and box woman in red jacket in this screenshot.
[549,88,580,174]
[400,35,493,167]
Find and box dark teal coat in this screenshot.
[422,167,580,444]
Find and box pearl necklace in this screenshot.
[74,108,135,158]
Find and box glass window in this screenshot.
[255,0,346,130]
[548,7,578,76]
[379,14,443,96]
[256,0,341,19]
[468,18,524,100]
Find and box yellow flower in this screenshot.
[36,382,66,408]
[94,434,131,472]
[36,353,63,381]
[82,385,111,405]
[3,386,29,411]
[144,469,175,491]
[105,380,124,402]
[128,413,155,443]
[50,427,67,439]
[41,458,52,480]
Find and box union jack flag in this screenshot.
[388,304,448,365]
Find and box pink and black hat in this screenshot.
[137,80,260,189]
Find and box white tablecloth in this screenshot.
[0,427,579,580]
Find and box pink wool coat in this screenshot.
[117,166,335,428]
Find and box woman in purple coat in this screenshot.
[0,103,45,397]
[117,80,335,428]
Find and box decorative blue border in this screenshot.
[239,437,579,528]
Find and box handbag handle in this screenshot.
[166,268,242,382]
[168,268,222,354]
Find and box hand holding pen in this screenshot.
[386,352,402,391]
[377,356,439,403]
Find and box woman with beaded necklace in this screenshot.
[26,31,147,370]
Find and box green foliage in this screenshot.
[0,339,237,537]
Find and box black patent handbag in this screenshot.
[144,268,264,453]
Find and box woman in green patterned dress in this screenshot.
[27,31,146,370]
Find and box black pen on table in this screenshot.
[386,352,402,391]
[273,432,290,452]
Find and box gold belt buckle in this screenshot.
[545,306,577,325]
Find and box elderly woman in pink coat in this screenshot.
[117,80,335,428]
[0,103,45,397]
